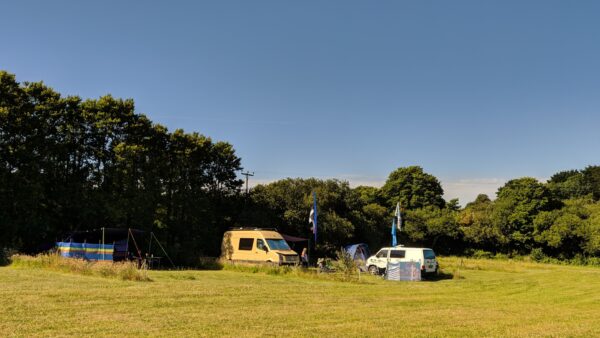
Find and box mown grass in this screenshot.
[10,254,151,282]
[1,257,600,337]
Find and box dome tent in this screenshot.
[344,243,370,262]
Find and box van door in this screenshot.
[374,249,389,269]
[423,249,437,272]
[256,239,269,261]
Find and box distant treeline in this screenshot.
[246,167,600,262]
[2,71,600,264]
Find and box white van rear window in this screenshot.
[424,249,436,259]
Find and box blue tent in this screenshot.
[344,243,370,262]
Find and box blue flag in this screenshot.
[391,218,397,247]
[309,192,318,243]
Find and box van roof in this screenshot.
[228,227,278,231]
[225,229,284,239]
[379,247,434,251]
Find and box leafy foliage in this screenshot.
[0,71,242,264]
[490,178,560,253]
[3,70,600,264]
[380,166,445,209]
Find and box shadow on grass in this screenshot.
[422,270,458,281]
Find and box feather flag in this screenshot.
[394,202,402,231]
[391,218,397,247]
[308,192,318,243]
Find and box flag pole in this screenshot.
[308,191,318,266]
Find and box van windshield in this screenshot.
[424,249,436,259]
[266,239,291,250]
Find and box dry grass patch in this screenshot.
[10,254,151,281]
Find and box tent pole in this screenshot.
[129,228,142,260]
[126,229,130,260]
[152,232,175,268]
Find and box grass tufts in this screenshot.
[196,256,224,270]
[10,253,152,281]
[221,260,371,283]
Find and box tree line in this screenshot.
[0,71,242,265]
[247,166,600,262]
[2,70,600,264]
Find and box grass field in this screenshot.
[1,257,600,337]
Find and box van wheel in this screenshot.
[368,265,379,275]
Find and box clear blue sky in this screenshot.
[2,1,600,203]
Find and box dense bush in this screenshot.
[0,248,14,266]
[472,250,494,259]
[530,248,546,262]
[196,257,224,270]
[333,249,360,279]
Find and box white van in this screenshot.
[366,246,438,277]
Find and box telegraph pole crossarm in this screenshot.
[241,171,254,195]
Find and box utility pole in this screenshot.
[240,171,254,226]
[241,171,254,196]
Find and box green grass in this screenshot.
[1,257,600,337]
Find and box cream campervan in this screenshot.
[221,228,300,265]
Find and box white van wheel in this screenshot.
[368,265,379,275]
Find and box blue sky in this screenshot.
[2,1,600,204]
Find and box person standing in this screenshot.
[301,247,309,267]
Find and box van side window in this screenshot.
[239,238,254,251]
[376,250,388,258]
[390,250,405,258]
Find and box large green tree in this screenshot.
[533,198,600,258]
[582,166,600,201]
[380,166,445,209]
[458,194,502,251]
[491,177,560,253]
[547,170,589,200]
